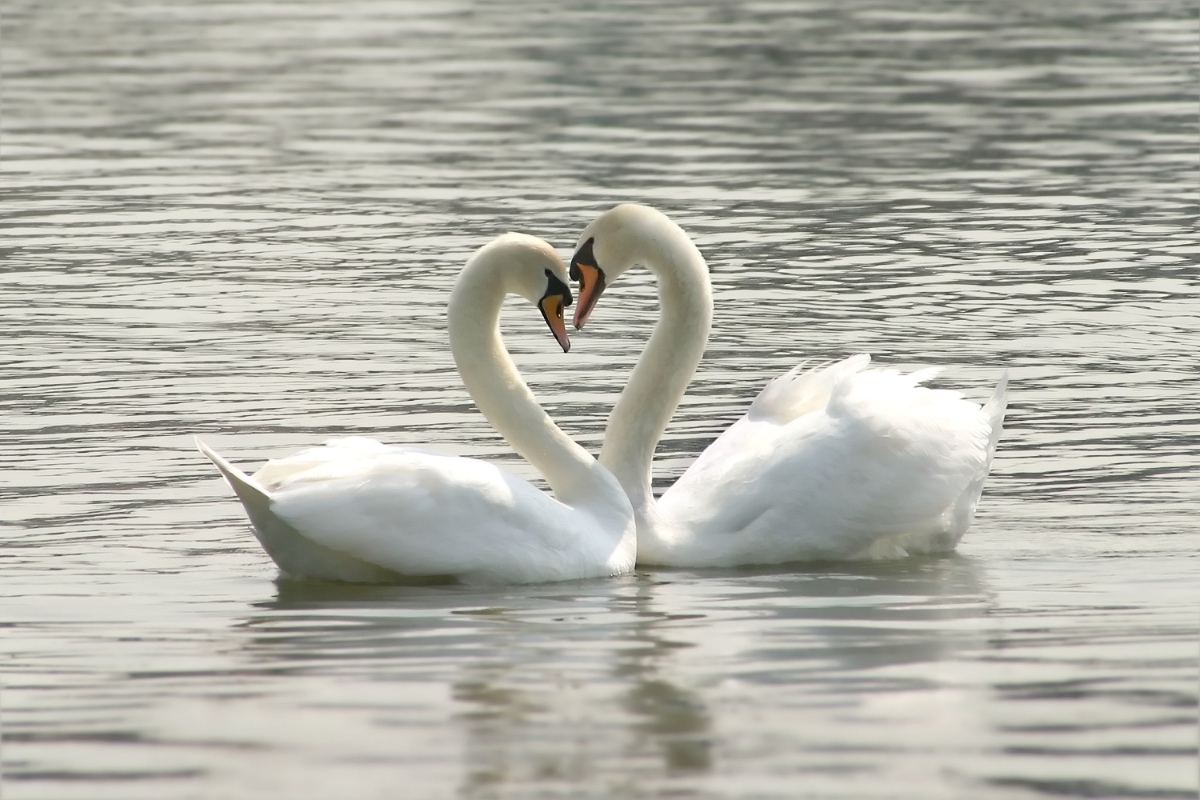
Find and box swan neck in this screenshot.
[448,265,599,505]
[599,216,713,507]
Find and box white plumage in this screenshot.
[569,204,1007,567]
[657,357,1007,565]
[198,235,635,584]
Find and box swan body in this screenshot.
[569,204,1007,567]
[199,234,635,584]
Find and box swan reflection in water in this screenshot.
[231,555,989,794]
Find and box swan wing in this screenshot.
[747,353,873,425]
[657,363,1003,566]
[661,355,875,493]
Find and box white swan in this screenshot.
[197,234,635,584]
[568,204,1007,567]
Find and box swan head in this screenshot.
[478,233,574,352]
[568,203,669,330]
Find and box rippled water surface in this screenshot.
[3,1,1197,798]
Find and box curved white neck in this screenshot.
[598,213,713,512]
[448,265,604,506]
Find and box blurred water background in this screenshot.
[2,1,1197,797]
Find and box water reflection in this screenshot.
[618,575,713,777]
[227,557,990,794]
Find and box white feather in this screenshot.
[198,235,635,584]
[574,204,1007,568]
[657,358,1006,565]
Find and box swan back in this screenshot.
[655,362,1006,565]
[263,442,633,583]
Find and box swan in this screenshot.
[197,233,635,584]
[568,203,1007,567]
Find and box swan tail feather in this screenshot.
[196,436,407,583]
[981,371,1009,468]
[195,436,273,514]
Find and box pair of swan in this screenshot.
[198,205,1007,584]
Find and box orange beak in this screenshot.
[570,262,606,330]
[540,294,571,352]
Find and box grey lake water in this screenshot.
[3,1,1197,798]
